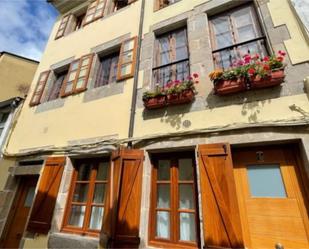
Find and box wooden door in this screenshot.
[233,146,309,249]
[2,176,38,248]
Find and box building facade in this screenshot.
[0,0,309,248]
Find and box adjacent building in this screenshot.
[0,0,309,248]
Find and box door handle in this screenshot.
[275,243,284,249]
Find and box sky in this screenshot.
[0,0,58,61]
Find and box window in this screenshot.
[95,52,119,87]
[209,4,267,69]
[156,0,181,10]
[0,112,9,138]
[60,54,94,97]
[247,164,287,198]
[46,70,68,102]
[149,153,199,248]
[153,28,189,88]
[74,13,86,31]
[55,15,70,39]
[30,71,51,106]
[114,0,136,11]
[84,0,107,26]
[62,159,109,236]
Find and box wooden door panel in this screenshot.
[233,145,309,249]
[246,198,301,217]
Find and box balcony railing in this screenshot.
[152,59,190,88]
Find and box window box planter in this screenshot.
[167,89,195,105]
[143,96,166,109]
[214,78,246,95]
[251,69,285,89]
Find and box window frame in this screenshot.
[55,14,71,40]
[116,36,138,81]
[83,0,107,26]
[152,27,190,88]
[208,3,268,69]
[149,152,200,249]
[62,158,110,237]
[45,69,69,102]
[60,53,94,97]
[29,70,51,107]
[155,0,182,11]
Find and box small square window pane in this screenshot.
[247,165,287,198]
[158,160,170,180]
[157,184,170,208]
[93,183,106,203]
[77,164,91,181]
[71,62,79,71]
[89,207,104,230]
[69,205,86,227]
[179,184,194,209]
[68,71,77,82]
[24,187,36,208]
[97,162,109,180]
[156,211,170,239]
[79,68,87,78]
[122,51,133,64]
[73,184,89,202]
[76,78,85,89]
[179,159,193,180]
[120,63,132,76]
[123,40,134,52]
[179,213,196,241]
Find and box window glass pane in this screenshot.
[179,184,194,209]
[179,159,193,180]
[79,68,87,78]
[120,63,132,76]
[156,211,170,239]
[81,58,90,67]
[65,81,73,93]
[89,207,104,230]
[69,205,86,227]
[216,32,233,49]
[77,164,91,181]
[71,62,79,71]
[247,165,287,198]
[157,184,170,208]
[93,183,106,203]
[69,71,77,82]
[179,213,196,241]
[24,187,36,208]
[122,51,133,64]
[97,162,109,180]
[123,40,134,52]
[73,184,89,202]
[158,160,170,180]
[76,78,85,89]
[237,25,256,42]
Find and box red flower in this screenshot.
[193,73,199,78]
[263,56,269,62]
[263,64,270,71]
[253,54,260,59]
[244,54,251,64]
[187,76,193,80]
[277,56,284,62]
[174,80,181,84]
[248,68,256,75]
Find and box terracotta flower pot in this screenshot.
[167,89,195,105]
[214,78,246,95]
[250,69,285,89]
[143,96,166,109]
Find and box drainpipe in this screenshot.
[127,0,146,148]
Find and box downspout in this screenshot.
[127,0,146,148]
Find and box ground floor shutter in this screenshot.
[27,156,66,234]
[198,144,244,248]
[101,148,144,248]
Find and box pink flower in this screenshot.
[195,80,199,84]
[187,76,193,80]
[174,80,181,84]
[277,56,284,62]
[193,73,199,78]
[253,54,260,60]
[278,50,286,56]
[263,64,270,71]
[263,56,269,62]
[243,54,251,64]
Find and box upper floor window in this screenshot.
[209,4,267,69]
[46,70,68,102]
[153,27,189,88]
[74,13,86,31]
[62,159,109,236]
[95,52,119,87]
[156,0,181,10]
[149,153,199,248]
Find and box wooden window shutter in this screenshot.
[117,36,138,81]
[55,15,70,39]
[198,143,244,248]
[101,148,144,249]
[60,54,94,97]
[27,157,66,234]
[29,71,50,107]
[84,0,106,26]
